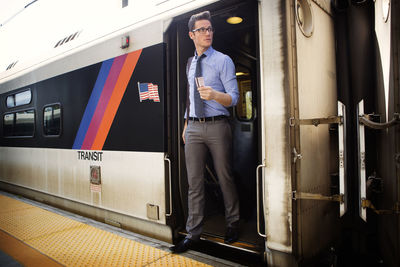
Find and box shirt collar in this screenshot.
[194,46,214,59]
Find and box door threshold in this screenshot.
[178,231,264,255]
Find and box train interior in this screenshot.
[167,0,264,254]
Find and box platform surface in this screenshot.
[0,191,241,267]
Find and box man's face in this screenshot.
[189,19,213,50]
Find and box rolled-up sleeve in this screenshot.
[220,56,239,107]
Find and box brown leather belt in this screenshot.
[188,115,226,122]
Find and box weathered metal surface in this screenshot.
[259,0,293,255]
[294,0,339,259]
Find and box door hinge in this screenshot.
[289,116,343,127]
[292,190,345,203]
[361,199,400,215]
[292,147,302,163]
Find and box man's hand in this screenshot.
[198,86,216,100]
[182,120,188,144]
[198,86,232,107]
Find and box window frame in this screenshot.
[5,89,32,109]
[42,103,62,137]
[3,108,36,138]
[3,112,15,137]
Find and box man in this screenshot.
[170,11,240,254]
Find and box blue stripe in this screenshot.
[72,59,114,149]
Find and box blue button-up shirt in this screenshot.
[186,46,239,118]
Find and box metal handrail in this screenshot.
[359,113,400,130]
[164,155,173,217]
[256,162,266,237]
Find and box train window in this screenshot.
[43,104,61,136]
[236,79,253,120]
[3,109,35,137]
[3,113,14,137]
[15,90,32,106]
[6,89,32,108]
[6,96,15,108]
[14,109,35,137]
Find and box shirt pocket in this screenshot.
[203,65,220,88]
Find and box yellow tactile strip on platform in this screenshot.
[0,195,211,266]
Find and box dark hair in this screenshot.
[188,11,212,31]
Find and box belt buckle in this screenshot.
[199,117,206,123]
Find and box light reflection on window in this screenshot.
[236,79,253,120]
[6,89,32,108]
[43,104,61,136]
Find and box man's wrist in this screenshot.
[214,91,232,107]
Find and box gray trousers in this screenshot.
[184,118,239,240]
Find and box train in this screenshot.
[0,0,399,266]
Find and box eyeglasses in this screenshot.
[191,27,214,34]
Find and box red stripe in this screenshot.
[91,49,142,150]
[81,54,127,149]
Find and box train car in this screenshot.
[0,0,398,266]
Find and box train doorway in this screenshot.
[167,0,264,254]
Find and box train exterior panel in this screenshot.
[292,1,338,261]
[0,14,176,241]
[260,1,340,264]
[0,148,166,222]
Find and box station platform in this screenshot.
[0,191,241,267]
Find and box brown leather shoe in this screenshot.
[169,238,196,254]
[224,227,239,244]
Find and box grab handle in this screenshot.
[256,161,266,237]
[164,155,173,217]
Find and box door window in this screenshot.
[43,104,61,136]
[236,70,253,120]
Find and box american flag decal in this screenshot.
[138,82,160,102]
[149,84,160,102]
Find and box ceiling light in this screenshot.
[227,16,243,24]
[236,72,249,76]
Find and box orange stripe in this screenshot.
[0,230,62,267]
[91,49,142,150]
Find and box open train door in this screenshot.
[259,0,347,265]
[354,1,400,265]
[166,0,267,261]
[373,1,400,265]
